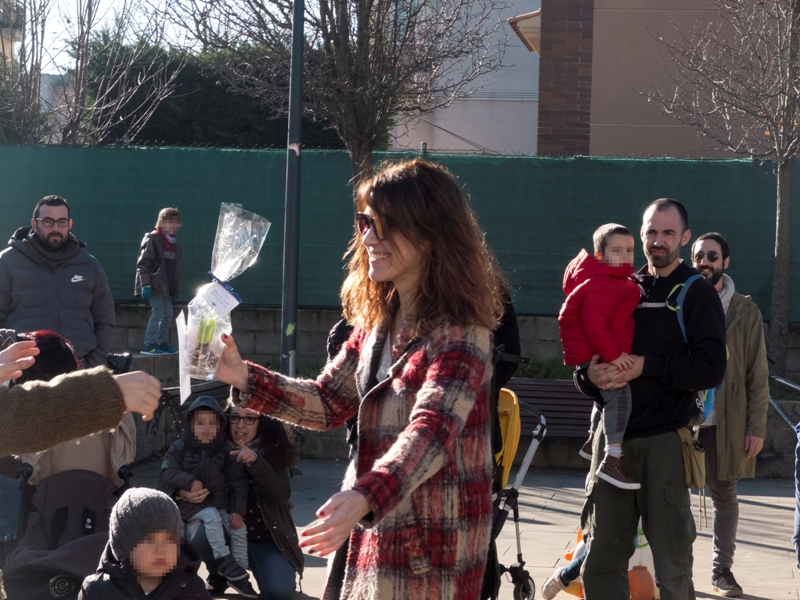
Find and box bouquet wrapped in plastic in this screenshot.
[177,203,270,400]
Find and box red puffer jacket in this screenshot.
[558,249,641,366]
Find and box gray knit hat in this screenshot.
[109,488,182,562]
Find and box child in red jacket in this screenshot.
[558,224,641,489]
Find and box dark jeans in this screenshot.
[249,539,297,600]
[698,426,739,571]
[582,424,696,600]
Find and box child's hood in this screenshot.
[563,249,635,296]
[181,395,228,449]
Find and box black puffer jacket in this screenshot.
[78,541,210,599]
[576,261,727,439]
[159,396,248,520]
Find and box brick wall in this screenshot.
[537,0,594,156]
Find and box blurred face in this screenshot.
[599,233,635,267]
[229,406,259,445]
[31,205,72,250]
[191,409,220,444]
[693,238,729,287]
[130,530,178,580]
[161,218,181,236]
[360,205,424,299]
[641,206,691,271]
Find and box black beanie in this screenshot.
[109,488,182,562]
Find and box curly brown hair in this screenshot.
[340,158,502,337]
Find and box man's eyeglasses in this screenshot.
[229,415,258,425]
[693,250,720,263]
[35,218,70,228]
[355,212,387,240]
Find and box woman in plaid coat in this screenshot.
[215,158,502,600]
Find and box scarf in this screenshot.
[157,227,177,250]
[718,273,735,316]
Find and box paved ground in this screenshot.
[135,458,799,599]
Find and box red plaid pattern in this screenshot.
[235,319,494,600]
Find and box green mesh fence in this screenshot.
[0,147,793,320]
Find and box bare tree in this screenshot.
[0,0,182,145]
[58,0,184,145]
[648,0,800,375]
[167,0,509,182]
[0,0,58,143]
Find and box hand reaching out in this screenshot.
[0,340,38,383]
[299,490,371,557]
[214,333,249,391]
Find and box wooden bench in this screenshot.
[505,377,594,438]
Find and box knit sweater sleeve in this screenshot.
[0,366,125,456]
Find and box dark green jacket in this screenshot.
[246,454,304,576]
[134,230,182,298]
[712,292,770,481]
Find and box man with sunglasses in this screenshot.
[692,232,769,598]
[0,195,115,368]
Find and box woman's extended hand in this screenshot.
[230,439,258,466]
[0,340,39,383]
[214,333,249,391]
[299,490,371,557]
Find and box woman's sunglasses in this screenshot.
[693,250,720,263]
[355,212,387,240]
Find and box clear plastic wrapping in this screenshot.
[178,204,270,395]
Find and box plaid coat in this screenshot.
[233,317,494,600]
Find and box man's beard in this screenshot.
[37,231,67,250]
[698,264,724,286]
[644,244,680,269]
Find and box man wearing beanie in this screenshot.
[78,488,210,599]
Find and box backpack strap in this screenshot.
[674,274,704,345]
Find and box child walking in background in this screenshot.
[136,208,182,355]
[558,223,642,490]
[78,488,208,599]
[159,396,257,598]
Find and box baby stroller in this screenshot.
[1,455,135,599]
[482,387,547,600]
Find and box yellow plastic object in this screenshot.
[564,581,584,597]
[495,388,522,489]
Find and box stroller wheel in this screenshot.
[513,574,536,600]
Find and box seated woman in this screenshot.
[188,404,304,600]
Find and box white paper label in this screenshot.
[199,282,240,317]
[176,310,192,403]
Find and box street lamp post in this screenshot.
[279,0,304,376]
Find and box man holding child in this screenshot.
[575,199,727,600]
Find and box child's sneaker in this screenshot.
[141,346,167,355]
[158,343,179,354]
[227,578,259,599]
[578,432,593,460]
[596,455,641,490]
[542,568,568,599]
[215,553,248,581]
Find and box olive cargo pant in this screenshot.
[581,424,696,600]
